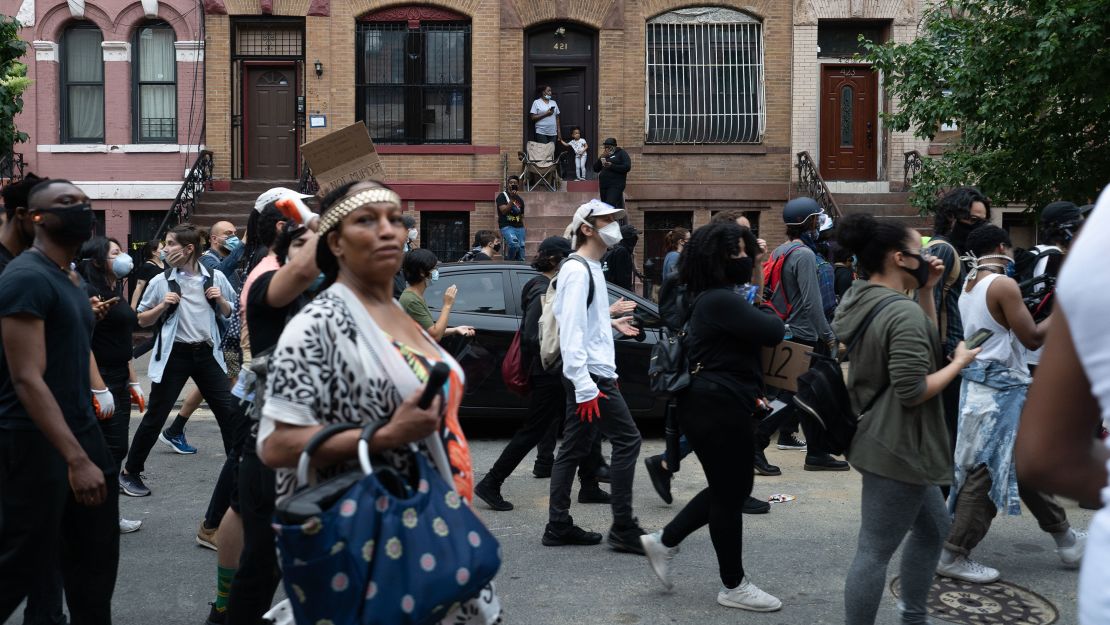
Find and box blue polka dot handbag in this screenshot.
[274,422,502,625]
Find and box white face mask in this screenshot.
[407,228,418,242]
[597,222,623,247]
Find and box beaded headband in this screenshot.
[318,188,403,235]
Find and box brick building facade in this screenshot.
[201,0,796,283]
[9,0,206,248]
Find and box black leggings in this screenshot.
[661,377,754,588]
[226,447,281,624]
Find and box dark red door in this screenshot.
[820,65,878,181]
[247,67,296,179]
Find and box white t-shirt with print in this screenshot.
[1056,186,1110,624]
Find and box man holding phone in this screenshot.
[593,138,631,210]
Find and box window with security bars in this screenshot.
[646,7,765,144]
[356,20,470,144]
[134,22,176,142]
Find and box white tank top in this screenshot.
[958,272,1025,370]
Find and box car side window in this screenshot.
[426,272,507,314]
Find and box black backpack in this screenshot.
[648,292,701,396]
[1013,246,1063,322]
[793,295,902,456]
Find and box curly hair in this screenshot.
[965,224,1011,257]
[677,223,756,294]
[933,186,992,236]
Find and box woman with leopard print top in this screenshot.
[258,180,502,625]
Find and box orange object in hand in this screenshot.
[129,382,146,412]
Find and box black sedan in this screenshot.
[421,261,668,420]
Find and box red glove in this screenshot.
[575,391,608,423]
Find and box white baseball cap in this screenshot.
[254,187,314,213]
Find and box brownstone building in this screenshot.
[202,0,795,283]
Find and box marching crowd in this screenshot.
[0,167,1106,625]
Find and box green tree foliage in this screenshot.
[865,1,1110,213]
[1,15,31,154]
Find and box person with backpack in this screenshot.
[542,199,645,553]
[763,197,846,471]
[1017,200,1083,371]
[938,225,1084,584]
[831,213,979,625]
[474,236,610,512]
[639,222,785,612]
[926,186,990,454]
[119,223,239,499]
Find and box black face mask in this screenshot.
[39,203,95,246]
[901,252,931,289]
[725,257,754,285]
[948,220,982,252]
[493,242,502,253]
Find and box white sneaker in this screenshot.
[1057,530,1087,568]
[640,530,679,590]
[119,517,143,534]
[717,578,782,612]
[936,554,1000,583]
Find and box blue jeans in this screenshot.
[500,226,526,261]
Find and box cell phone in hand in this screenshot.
[964,328,994,350]
[418,362,451,410]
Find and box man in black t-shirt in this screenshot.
[0,179,119,624]
[0,173,44,274]
[495,176,526,261]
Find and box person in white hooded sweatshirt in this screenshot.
[541,199,647,554]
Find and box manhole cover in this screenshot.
[890,576,1058,624]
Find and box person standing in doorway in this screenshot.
[562,126,589,181]
[0,179,119,625]
[594,138,631,209]
[496,176,526,261]
[542,199,646,553]
[530,85,561,144]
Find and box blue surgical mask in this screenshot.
[310,273,326,291]
[159,250,166,261]
[111,253,134,278]
[430,269,440,282]
[224,236,242,252]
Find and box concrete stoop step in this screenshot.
[834,191,933,234]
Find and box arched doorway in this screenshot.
[524,24,598,159]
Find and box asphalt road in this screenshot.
[4,410,1093,625]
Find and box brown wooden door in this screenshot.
[246,67,296,179]
[820,65,878,181]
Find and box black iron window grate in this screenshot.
[356,21,471,144]
[236,24,303,57]
[646,7,765,144]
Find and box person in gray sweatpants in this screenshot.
[832,213,980,624]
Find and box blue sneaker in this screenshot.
[159,429,198,454]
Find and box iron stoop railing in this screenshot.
[153,150,214,242]
[794,151,841,217]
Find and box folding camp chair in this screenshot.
[518,141,562,192]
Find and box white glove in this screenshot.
[128,382,146,412]
[92,388,115,420]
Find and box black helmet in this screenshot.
[1041,201,1082,228]
[783,196,824,226]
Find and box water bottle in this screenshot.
[783,323,793,340]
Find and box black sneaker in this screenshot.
[607,519,647,555]
[205,603,226,625]
[644,455,674,504]
[776,433,807,450]
[542,522,603,546]
[804,454,850,471]
[595,463,612,484]
[119,472,151,497]
[577,482,611,504]
[474,478,513,512]
[742,496,771,515]
[753,450,782,477]
[532,462,552,479]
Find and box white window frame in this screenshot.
[645,7,766,144]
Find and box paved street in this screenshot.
[6,409,1091,625]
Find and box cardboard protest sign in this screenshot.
[300,122,385,196]
[760,340,813,392]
